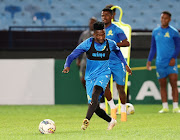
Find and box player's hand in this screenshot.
[169,58,175,66]
[146,61,152,71]
[62,67,70,73]
[125,65,132,75]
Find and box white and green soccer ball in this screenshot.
[39,119,56,134]
[126,103,135,115]
[116,103,135,115]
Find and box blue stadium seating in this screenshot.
[5,5,21,19]
[0,0,180,30]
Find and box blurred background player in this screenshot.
[146,11,180,113]
[76,17,97,88]
[62,21,132,130]
[101,8,130,121]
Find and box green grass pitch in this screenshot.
[0,105,180,140]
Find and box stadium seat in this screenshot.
[33,12,51,26]
[5,5,22,19]
[0,0,180,30]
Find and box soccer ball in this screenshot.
[39,119,56,134]
[126,103,135,115]
[116,103,135,115]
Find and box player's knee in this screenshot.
[117,85,125,94]
[94,105,104,116]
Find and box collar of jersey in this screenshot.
[105,23,113,30]
[160,25,170,30]
[94,40,106,46]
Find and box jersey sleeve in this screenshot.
[64,39,90,68]
[172,32,180,58]
[114,50,127,66]
[116,27,127,41]
[109,39,127,65]
[109,40,120,51]
[148,31,156,61]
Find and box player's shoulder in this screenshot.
[106,38,116,46]
[153,26,161,32]
[152,26,161,35]
[79,37,93,47]
[168,25,179,33]
[83,37,93,43]
[112,23,123,31]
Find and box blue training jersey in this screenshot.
[105,23,127,65]
[148,26,180,67]
[64,37,127,81]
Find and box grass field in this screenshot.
[0,105,180,140]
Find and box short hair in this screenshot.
[161,11,171,17]
[93,21,104,31]
[106,4,116,13]
[102,8,113,15]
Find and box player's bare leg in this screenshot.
[81,77,86,89]
[116,84,127,121]
[169,74,180,113]
[158,78,169,113]
[104,83,117,120]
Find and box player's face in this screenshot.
[94,29,106,44]
[101,11,112,24]
[161,13,171,28]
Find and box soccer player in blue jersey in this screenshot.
[101,8,130,121]
[146,11,180,113]
[62,22,132,130]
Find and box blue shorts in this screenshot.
[86,74,110,103]
[156,64,178,79]
[110,63,126,85]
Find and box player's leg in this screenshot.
[156,66,169,113]
[95,104,117,130]
[80,77,86,89]
[158,78,169,113]
[82,73,110,130]
[81,85,103,130]
[116,84,127,121]
[99,95,106,111]
[112,64,127,121]
[79,57,86,89]
[104,82,117,120]
[169,73,180,113]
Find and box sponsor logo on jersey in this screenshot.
[164,32,170,38]
[92,52,106,58]
[107,30,113,36]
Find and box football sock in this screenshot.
[86,85,103,120]
[121,103,126,113]
[99,102,106,110]
[162,102,168,109]
[95,105,111,123]
[108,99,116,109]
[173,102,178,109]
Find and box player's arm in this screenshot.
[116,32,130,47]
[114,50,132,75]
[76,32,85,67]
[62,49,85,73]
[146,35,156,71]
[170,36,180,66]
[116,39,130,47]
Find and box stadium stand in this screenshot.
[0,0,180,30]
